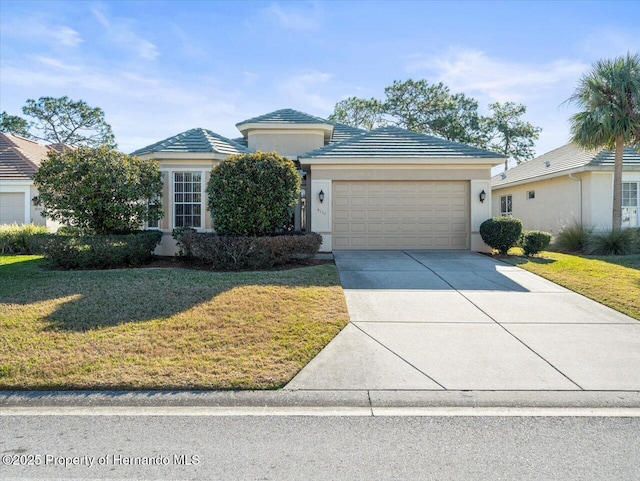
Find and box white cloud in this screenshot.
[279,71,335,112]
[265,2,322,32]
[91,4,159,60]
[1,19,82,47]
[406,48,588,103]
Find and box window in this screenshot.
[527,190,535,200]
[622,182,639,228]
[500,195,512,217]
[174,172,202,228]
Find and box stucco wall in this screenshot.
[248,131,324,158]
[492,174,584,234]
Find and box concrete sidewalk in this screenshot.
[286,250,640,392]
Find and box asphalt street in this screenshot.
[2,413,640,480]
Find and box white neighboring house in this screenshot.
[0,133,67,229]
[491,143,640,233]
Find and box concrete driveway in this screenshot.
[286,250,640,391]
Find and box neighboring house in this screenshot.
[0,133,62,229]
[132,108,505,254]
[491,143,640,233]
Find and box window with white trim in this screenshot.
[527,190,535,200]
[174,172,202,228]
[500,195,512,217]
[622,182,639,228]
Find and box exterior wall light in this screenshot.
[479,190,486,203]
[318,190,325,203]
[31,196,40,206]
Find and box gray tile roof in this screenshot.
[0,133,50,180]
[131,128,251,156]
[231,137,249,147]
[300,126,506,159]
[492,143,640,188]
[329,122,367,143]
[236,108,332,127]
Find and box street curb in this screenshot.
[2,390,640,409]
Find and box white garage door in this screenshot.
[333,181,469,250]
[0,193,26,224]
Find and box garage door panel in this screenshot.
[0,193,25,224]
[332,181,469,250]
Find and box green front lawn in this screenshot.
[0,255,349,390]
[503,251,640,320]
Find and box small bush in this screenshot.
[585,228,638,256]
[0,223,49,254]
[521,230,552,256]
[29,230,163,269]
[553,222,593,252]
[479,217,523,255]
[173,230,322,270]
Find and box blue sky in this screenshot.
[1,0,639,157]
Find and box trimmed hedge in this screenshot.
[480,217,523,255]
[29,230,163,269]
[0,223,49,254]
[521,230,552,257]
[207,152,301,236]
[173,229,322,270]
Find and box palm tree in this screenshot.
[567,53,640,229]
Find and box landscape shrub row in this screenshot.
[0,223,50,254]
[29,230,163,269]
[173,229,322,270]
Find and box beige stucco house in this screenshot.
[132,109,505,254]
[491,143,640,233]
[0,133,63,229]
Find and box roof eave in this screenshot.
[492,166,591,190]
[135,152,230,161]
[299,156,505,166]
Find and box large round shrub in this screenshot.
[207,152,301,236]
[33,146,163,234]
[480,217,523,255]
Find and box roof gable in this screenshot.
[300,125,505,159]
[131,128,251,156]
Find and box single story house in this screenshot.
[0,132,64,229]
[491,143,640,233]
[133,109,505,254]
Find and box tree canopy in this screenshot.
[567,52,640,228]
[328,79,541,167]
[33,147,163,234]
[0,111,32,138]
[485,102,541,171]
[1,96,116,148]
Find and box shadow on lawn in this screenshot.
[0,258,341,332]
